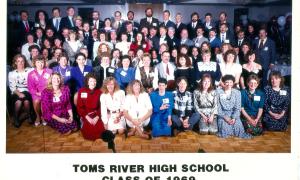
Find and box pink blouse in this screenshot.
[27,68,52,100]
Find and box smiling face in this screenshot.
[88,77,97,90]
[225,53,235,63]
[76,55,86,66]
[247,79,258,91]
[107,80,115,93]
[178,57,187,67]
[248,53,256,63]
[59,56,68,67]
[224,79,234,90]
[51,74,61,87]
[202,77,211,91]
[143,56,151,67]
[271,75,281,88]
[178,79,187,93]
[122,58,130,68]
[15,57,25,70]
[202,53,211,63]
[35,60,44,70]
[132,82,141,95]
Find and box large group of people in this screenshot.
[7,6,291,143]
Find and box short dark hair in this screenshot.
[127,11,134,16]
[176,76,188,86]
[158,78,167,85]
[222,74,235,83]
[163,10,170,16]
[269,71,285,88]
[52,7,60,13]
[224,49,237,63]
[75,52,86,60]
[191,12,199,19]
[29,45,40,52]
[205,13,212,17]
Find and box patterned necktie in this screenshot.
[238,40,242,46]
[259,39,264,49]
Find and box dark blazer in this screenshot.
[89,20,104,31]
[187,20,203,39]
[234,37,250,47]
[175,22,187,39]
[148,35,160,51]
[139,17,159,29]
[209,37,222,50]
[16,20,35,46]
[47,18,61,34]
[218,32,235,44]
[253,38,276,70]
[121,20,140,33]
[203,21,216,37]
[166,36,180,50]
[160,20,176,28]
[215,21,231,34]
[60,16,75,30]
[126,30,138,43]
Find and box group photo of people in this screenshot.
[6,2,292,152]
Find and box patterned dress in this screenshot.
[193,89,218,134]
[41,86,77,134]
[263,86,290,131]
[216,88,251,138]
[241,89,265,135]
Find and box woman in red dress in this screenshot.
[130,32,150,54]
[76,73,105,140]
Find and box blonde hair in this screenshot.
[101,77,120,94]
[46,72,64,90]
[97,43,111,57]
[126,80,145,95]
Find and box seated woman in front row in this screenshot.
[123,80,153,139]
[76,73,105,140]
[193,74,218,135]
[263,71,290,131]
[41,73,77,134]
[217,75,251,138]
[172,77,199,133]
[150,78,174,137]
[100,77,126,134]
[241,74,265,136]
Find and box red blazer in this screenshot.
[130,42,150,53]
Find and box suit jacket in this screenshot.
[126,30,137,43]
[148,35,160,51]
[139,17,159,29]
[253,38,276,69]
[155,62,176,80]
[175,22,187,39]
[203,21,216,37]
[187,20,203,39]
[121,20,140,33]
[234,37,250,47]
[89,19,104,31]
[218,32,235,44]
[180,38,194,47]
[60,16,75,30]
[166,36,180,49]
[215,21,231,34]
[160,20,176,28]
[209,37,222,49]
[47,17,62,34]
[16,20,35,46]
[192,36,209,47]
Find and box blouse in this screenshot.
[241,89,265,116]
[8,67,33,94]
[193,89,218,116]
[195,61,222,84]
[52,65,72,84]
[68,65,93,92]
[264,86,290,113]
[27,68,52,100]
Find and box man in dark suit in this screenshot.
[215,11,231,34]
[158,26,168,46]
[125,21,137,43]
[122,11,140,32]
[203,13,215,37]
[82,22,92,58]
[218,23,234,44]
[187,12,203,40]
[160,10,175,28]
[140,7,159,30]
[90,10,104,31]
[16,10,34,47]
[112,11,124,36]
[148,26,160,51]
[59,6,76,31]
[253,28,276,86]
[166,27,180,50]
[47,7,62,34]
[175,13,187,39]
[235,29,250,48]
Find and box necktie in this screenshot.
[166,64,170,75]
[25,21,29,32]
[238,40,242,46]
[55,18,59,31]
[221,34,225,43]
[192,23,195,28]
[118,21,121,29]
[259,39,264,49]
[94,21,97,29]
[70,17,74,27]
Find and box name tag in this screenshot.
[53,96,60,102]
[264,47,269,51]
[43,73,50,79]
[81,92,88,98]
[162,98,169,104]
[120,71,127,77]
[153,23,157,26]
[143,44,146,48]
[254,95,261,101]
[224,40,230,43]
[108,68,115,73]
[253,69,259,74]
[195,43,200,47]
[65,71,70,76]
[149,72,154,77]
[83,72,88,76]
[280,90,287,96]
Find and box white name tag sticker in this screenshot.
[162,98,169,104]
[83,72,88,76]
[224,40,230,43]
[149,72,155,77]
[43,73,50,79]
[143,44,146,48]
[264,47,269,51]
[254,95,261,101]
[280,90,287,96]
[153,23,157,26]
[53,96,60,102]
[120,71,127,77]
[108,68,115,73]
[65,71,70,76]
[81,92,88,98]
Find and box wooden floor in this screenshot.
[6,119,290,153]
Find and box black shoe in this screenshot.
[13,118,21,128]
